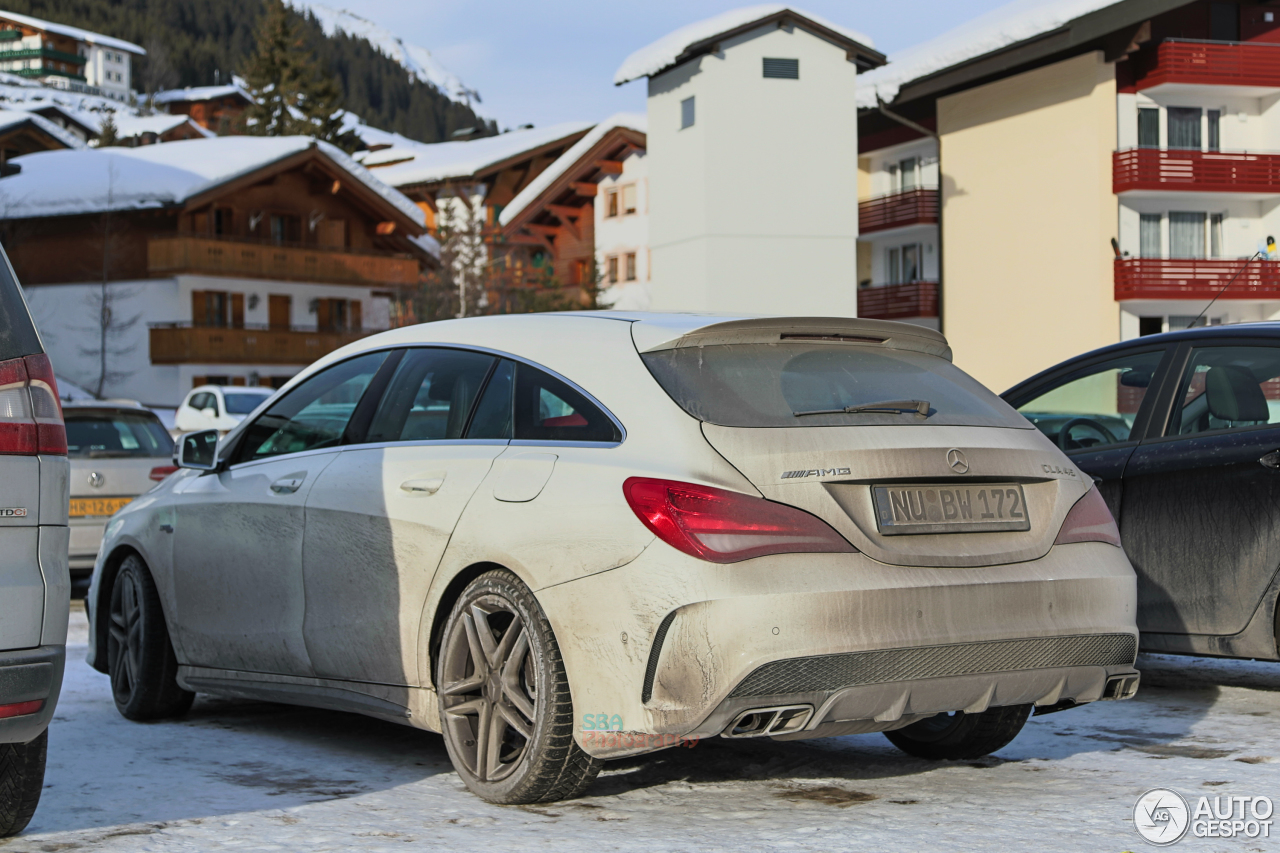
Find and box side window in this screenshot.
[466,359,515,440]
[513,363,621,443]
[236,351,388,462]
[365,348,495,443]
[1168,345,1280,436]
[189,393,209,411]
[1015,350,1165,451]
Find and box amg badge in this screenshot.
[781,467,852,479]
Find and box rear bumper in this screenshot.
[0,645,65,744]
[537,541,1138,759]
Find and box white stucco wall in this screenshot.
[646,21,861,315]
[596,148,650,309]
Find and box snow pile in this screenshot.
[0,9,145,54]
[0,136,424,226]
[291,2,473,103]
[0,108,85,149]
[358,121,594,189]
[498,113,646,226]
[614,5,875,84]
[857,0,1125,107]
[152,84,254,107]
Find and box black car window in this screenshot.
[365,348,496,443]
[224,392,270,415]
[65,410,173,458]
[236,351,388,462]
[189,392,213,412]
[0,251,42,361]
[1014,350,1165,451]
[1168,345,1280,436]
[514,363,620,443]
[466,359,515,440]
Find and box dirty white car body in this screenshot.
[85,313,1140,804]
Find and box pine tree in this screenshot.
[96,111,119,147]
[240,0,357,150]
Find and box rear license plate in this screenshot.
[69,497,132,518]
[872,484,1030,535]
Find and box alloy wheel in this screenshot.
[439,596,539,783]
[107,567,144,707]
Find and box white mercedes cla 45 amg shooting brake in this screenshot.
[86,313,1141,804]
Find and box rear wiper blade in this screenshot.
[87,450,139,458]
[793,400,931,418]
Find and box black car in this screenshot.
[1003,323,1280,662]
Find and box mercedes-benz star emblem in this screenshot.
[946,449,969,474]
[87,471,105,488]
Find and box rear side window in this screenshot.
[0,252,42,361]
[65,410,173,458]
[224,392,270,415]
[514,363,621,442]
[365,348,495,442]
[642,343,1028,429]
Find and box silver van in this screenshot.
[0,248,69,836]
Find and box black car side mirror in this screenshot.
[177,429,220,471]
[1120,370,1152,388]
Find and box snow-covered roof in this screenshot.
[0,108,84,149]
[151,84,254,106]
[360,121,594,189]
[614,5,876,85]
[292,2,473,104]
[111,112,214,140]
[856,0,1125,108]
[0,77,140,116]
[0,10,145,54]
[0,136,424,226]
[499,113,646,227]
[408,232,441,260]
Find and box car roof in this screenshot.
[1003,321,1280,397]
[189,385,273,395]
[62,399,145,410]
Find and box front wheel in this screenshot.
[107,555,194,721]
[0,730,47,837]
[884,704,1031,760]
[437,570,602,804]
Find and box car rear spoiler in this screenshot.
[631,317,952,361]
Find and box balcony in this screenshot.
[858,188,939,235]
[1134,39,1280,91]
[1114,259,1280,301]
[149,324,369,366]
[1114,149,1280,194]
[148,236,420,287]
[857,281,939,320]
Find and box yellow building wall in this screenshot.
[938,50,1118,392]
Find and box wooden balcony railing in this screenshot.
[857,281,939,320]
[1135,39,1280,90]
[148,236,420,286]
[1114,149,1280,194]
[858,188,939,234]
[149,324,369,366]
[1114,258,1280,301]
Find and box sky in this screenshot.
[323,0,1017,131]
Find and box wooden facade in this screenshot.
[161,92,253,135]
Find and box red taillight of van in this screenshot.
[0,353,66,456]
[623,477,856,563]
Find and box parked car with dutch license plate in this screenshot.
[0,247,68,837]
[87,313,1140,805]
[64,402,175,580]
[1004,323,1280,661]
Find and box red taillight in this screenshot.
[0,699,43,719]
[1054,485,1122,547]
[623,477,856,563]
[0,353,65,456]
[149,465,179,482]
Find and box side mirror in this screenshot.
[177,429,220,471]
[201,407,218,418]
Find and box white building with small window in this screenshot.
[614,6,885,314]
[595,144,649,308]
[0,11,142,101]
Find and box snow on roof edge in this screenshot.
[0,108,85,149]
[614,5,875,85]
[498,113,647,227]
[312,139,425,228]
[0,10,145,54]
[152,84,254,106]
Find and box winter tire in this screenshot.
[437,569,602,804]
[107,555,194,721]
[884,704,1032,760]
[0,729,47,837]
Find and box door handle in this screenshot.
[159,524,173,534]
[400,477,445,495]
[270,477,304,494]
[1261,450,1280,470]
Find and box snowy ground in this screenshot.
[4,605,1278,853]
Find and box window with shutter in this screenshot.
[762,58,799,79]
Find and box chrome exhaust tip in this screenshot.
[1102,671,1140,700]
[722,704,814,738]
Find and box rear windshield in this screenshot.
[65,410,174,458]
[224,392,271,415]
[0,251,42,361]
[641,343,1030,429]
